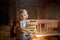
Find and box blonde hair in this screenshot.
[17,9,28,19]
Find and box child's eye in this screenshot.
[24,15,26,16]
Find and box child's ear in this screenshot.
[26,15,28,18]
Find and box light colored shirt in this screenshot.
[20,20,27,30]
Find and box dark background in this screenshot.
[0,0,60,25]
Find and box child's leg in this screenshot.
[21,34,27,40]
[18,34,26,40]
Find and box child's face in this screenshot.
[18,12,26,20]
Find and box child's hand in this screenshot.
[26,30,32,34]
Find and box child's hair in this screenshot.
[17,9,29,19]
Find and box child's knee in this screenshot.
[22,34,27,40]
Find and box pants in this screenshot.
[17,33,32,40]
